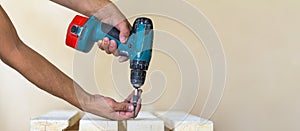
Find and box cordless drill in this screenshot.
[65,15,153,115]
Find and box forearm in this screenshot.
[50,0,112,16]
[3,41,91,110]
[0,5,90,109]
[0,3,138,120]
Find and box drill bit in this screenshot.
[133,88,138,118]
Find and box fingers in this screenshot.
[97,38,119,56]
[115,101,142,120]
[93,3,131,43]
[111,90,143,120]
[133,98,142,117]
[97,21,131,61]
[98,37,110,54]
[112,102,134,112]
[124,90,134,102]
[97,38,129,62]
[116,20,131,43]
[133,90,142,117]
[124,89,143,102]
[123,89,143,118]
[109,41,119,56]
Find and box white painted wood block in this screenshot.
[126,111,164,131]
[154,111,213,131]
[79,113,118,131]
[30,110,81,131]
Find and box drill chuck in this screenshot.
[130,60,149,88]
[130,69,146,88]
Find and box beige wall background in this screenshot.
[0,0,299,131]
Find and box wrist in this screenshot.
[78,93,94,112]
[80,94,104,115]
[92,2,126,26]
[90,0,112,15]
[70,82,94,111]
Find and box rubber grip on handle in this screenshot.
[101,23,120,41]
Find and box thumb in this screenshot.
[113,102,134,111]
[116,21,131,43]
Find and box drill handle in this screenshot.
[100,22,132,57]
[101,22,121,42]
[66,15,126,52]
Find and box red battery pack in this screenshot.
[65,15,88,49]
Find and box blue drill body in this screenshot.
[75,16,153,64]
[71,16,153,89]
[67,16,154,115]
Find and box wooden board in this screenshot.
[126,111,164,131]
[154,111,213,131]
[30,110,213,131]
[30,110,81,131]
[79,113,118,131]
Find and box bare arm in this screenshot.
[0,4,89,110]
[50,0,110,16]
[0,5,140,120]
